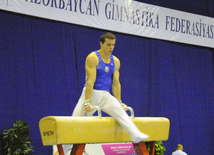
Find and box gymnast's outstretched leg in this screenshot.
[99,92,149,143]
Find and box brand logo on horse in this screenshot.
[43,131,54,136]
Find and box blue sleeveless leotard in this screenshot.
[85,50,115,91]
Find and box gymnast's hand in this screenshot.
[119,100,127,110]
[84,99,93,112]
[121,103,127,109]
[84,104,93,112]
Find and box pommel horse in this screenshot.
[39,106,170,155]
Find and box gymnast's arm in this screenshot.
[112,56,121,101]
[84,52,98,112]
[112,56,127,109]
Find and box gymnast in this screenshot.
[72,32,149,143]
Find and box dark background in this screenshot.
[1,0,214,154]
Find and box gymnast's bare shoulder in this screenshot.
[113,55,120,71]
[85,52,99,67]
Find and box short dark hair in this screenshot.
[100,32,116,43]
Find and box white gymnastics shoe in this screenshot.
[132,132,149,143]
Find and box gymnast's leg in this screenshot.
[99,92,149,143]
[54,88,87,155]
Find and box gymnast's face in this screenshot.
[100,38,116,54]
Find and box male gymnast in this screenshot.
[72,32,149,143]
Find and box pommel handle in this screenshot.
[124,106,135,119]
[91,106,102,119]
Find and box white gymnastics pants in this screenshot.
[72,87,143,140]
[53,88,144,155]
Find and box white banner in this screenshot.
[1,0,214,48]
